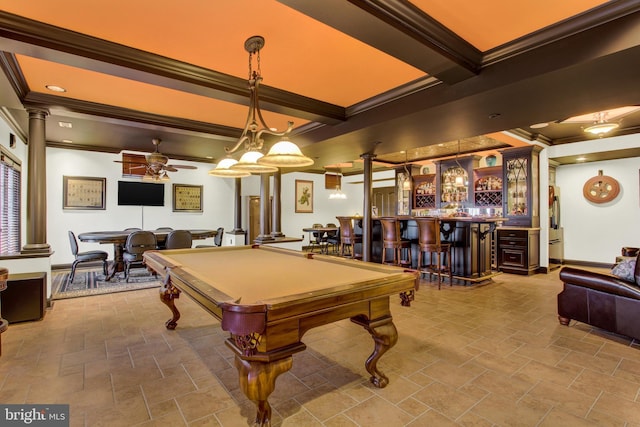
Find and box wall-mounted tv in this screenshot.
[117,181,165,206]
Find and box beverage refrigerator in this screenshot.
[548,185,564,267]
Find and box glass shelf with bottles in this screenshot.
[441,167,468,205]
[505,157,528,216]
[474,175,502,207]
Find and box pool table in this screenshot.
[143,245,418,426]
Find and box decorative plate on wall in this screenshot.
[583,170,620,203]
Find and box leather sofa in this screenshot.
[557,252,640,341]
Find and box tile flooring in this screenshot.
[1,267,639,426]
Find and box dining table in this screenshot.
[302,226,339,254]
[78,229,216,280]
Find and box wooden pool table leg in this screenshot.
[159,276,181,330]
[352,315,398,388]
[234,355,293,427]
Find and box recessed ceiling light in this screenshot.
[206,156,213,159]
[530,122,549,129]
[46,85,66,93]
[58,121,72,128]
[62,139,73,143]
[576,156,586,162]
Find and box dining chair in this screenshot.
[214,227,224,246]
[68,231,109,283]
[336,217,362,259]
[164,230,192,249]
[308,223,327,253]
[155,227,174,249]
[325,223,339,254]
[415,217,452,289]
[122,231,157,282]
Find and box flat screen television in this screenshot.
[117,181,165,206]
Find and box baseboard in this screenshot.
[562,259,612,269]
[51,261,105,271]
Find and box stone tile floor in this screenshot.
[1,267,639,426]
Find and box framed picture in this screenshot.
[173,184,203,212]
[63,176,106,210]
[295,180,313,213]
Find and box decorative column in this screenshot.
[255,174,273,242]
[0,267,8,356]
[271,170,283,238]
[232,177,244,233]
[361,152,376,262]
[23,108,51,253]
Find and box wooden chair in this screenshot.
[68,231,109,283]
[164,230,192,249]
[122,231,157,282]
[415,217,452,289]
[379,217,411,267]
[336,216,362,259]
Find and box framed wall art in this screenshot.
[63,176,106,210]
[295,180,313,213]
[173,184,203,212]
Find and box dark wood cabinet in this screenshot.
[412,174,436,210]
[473,166,503,209]
[497,228,539,275]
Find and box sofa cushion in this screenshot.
[612,258,637,282]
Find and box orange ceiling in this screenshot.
[412,0,610,51]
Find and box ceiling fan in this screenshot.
[115,138,197,180]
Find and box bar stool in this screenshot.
[415,217,452,289]
[379,217,412,267]
[336,216,362,259]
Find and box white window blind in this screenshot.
[0,147,21,254]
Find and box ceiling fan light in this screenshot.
[584,122,619,135]
[231,150,278,173]
[208,158,251,178]
[258,139,314,167]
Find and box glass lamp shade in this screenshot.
[584,122,619,135]
[257,139,314,167]
[329,186,347,200]
[230,150,278,173]
[208,158,251,178]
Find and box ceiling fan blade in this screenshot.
[168,164,197,170]
[114,160,148,165]
[164,166,178,172]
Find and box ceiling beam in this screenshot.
[278,0,481,83]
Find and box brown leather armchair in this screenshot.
[558,252,640,341]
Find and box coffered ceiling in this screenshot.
[0,0,639,173]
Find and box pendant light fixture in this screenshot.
[208,157,251,178]
[215,35,312,176]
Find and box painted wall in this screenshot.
[546,133,640,264]
[46,147,236,265]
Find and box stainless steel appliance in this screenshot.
[548,185,564,267]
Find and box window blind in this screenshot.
[0,147,21,254]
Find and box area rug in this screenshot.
[51,267,162,300]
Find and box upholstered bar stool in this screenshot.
[336,216,362,259]
[415,217,452,289]
[379,217,412,267]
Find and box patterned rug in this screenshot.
[51,267,162,300]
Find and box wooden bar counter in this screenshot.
[371,215,506,281]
